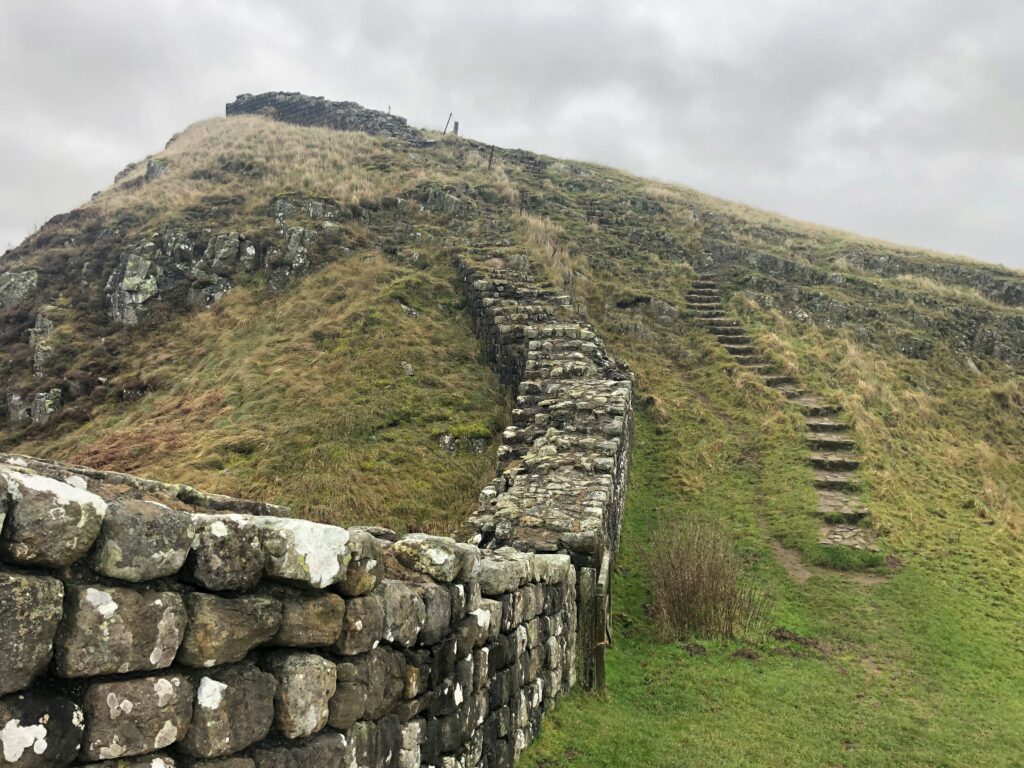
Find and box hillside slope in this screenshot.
[2,94,1023,765]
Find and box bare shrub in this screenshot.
[648,520,772,640]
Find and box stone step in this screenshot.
[732,353,764,365]
[805,418,850,433]
[763,375,796,387]
[814,470,859,491]
[776,384,805,397]
[716,334,752,345]
[810,452,862,471]
[792,397,842,417]
[694,315,736,323]
[819,522,879,552]
[723,344,756,355]
[687,300,722,308]
[806,433,856,449]
[817,490,869,522]
[692,280,717,289]
[706,325,745,335]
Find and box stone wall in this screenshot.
[0,254,633,767]
[454,257,634,570]
[226,93,428,145]
[0,456,576,767]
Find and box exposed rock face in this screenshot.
[28,308,56,376]
[0,270,37,308]
[106,240,163,324]
[29,389,62,427]
[265,227,316,292]
[102,218,336,326]
[5,395,30,426]
[271,194,343,224]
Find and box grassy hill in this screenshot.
[2,105,1023,765]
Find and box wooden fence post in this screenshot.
[488,145,495,170]
[595,550,612,691]
[443,112,452,134]
[578,567,597,690]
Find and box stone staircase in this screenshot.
[686,277,878,552]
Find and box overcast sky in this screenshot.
[1,0,1021,268]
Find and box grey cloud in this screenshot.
[0,0,1021,267]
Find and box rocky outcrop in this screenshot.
[28,307,56,376]
[226,92,429,145]
[0,270,37,308]
[101,200,346,327]
[104,226,251,325]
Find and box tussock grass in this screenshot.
[18,249,505,532]
[88,116,519,235]
[649,519,772,641]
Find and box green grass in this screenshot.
[524,406,1024,768]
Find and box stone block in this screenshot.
[257,517,350,589]
[186,514,264,592]
[79,755,178,767]
[178,663,275,758]
[0,467,107,567]
[327,659,367,731]
[250,731,351,768]
[332,592,384,656]
[0,691,84,767]
[381,580,425,647]
[413,582,452,646]
[362,648,405,721]
[80,674,193,760]
[178,594,281,668]
[54,586,185,678]
[92,498,194,582]
[0,571,64,695]
[349,717,401,768]
[334,530,383,597]
[392,534,463,582]
[260,652,335,739]
[271,590,345,648]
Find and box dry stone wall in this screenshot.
[454,257,634,570]
[226,93,428,145]
[0,455,576,767]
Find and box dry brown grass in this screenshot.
[87,117,520,233]
[648,519,772,640]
